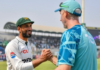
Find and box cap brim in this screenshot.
[24,21,34,24]
[55,8,61,12]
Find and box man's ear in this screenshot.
[66,11,71,19]
[64,11,68,18]
[17,26,21,33]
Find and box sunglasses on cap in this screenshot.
[59,2,82,16]
[59,2,69,8]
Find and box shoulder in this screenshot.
[62,25,81,35]
[69,25,81,35]
[61,25,81,42]
[5,38,18,52]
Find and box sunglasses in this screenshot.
[59,2,69,8]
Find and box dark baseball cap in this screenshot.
[16,17,34,27]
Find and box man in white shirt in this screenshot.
[5,17,52,70]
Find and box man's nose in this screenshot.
[28,27,32,30]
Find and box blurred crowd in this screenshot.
[29,35,60,49]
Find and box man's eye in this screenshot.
[30,25,32,27]
[25,25,28,27]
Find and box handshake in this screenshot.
[40,49,53,61]
[32,49,57,68]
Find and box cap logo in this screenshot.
[61,5,69,8]
[24,17,29,20]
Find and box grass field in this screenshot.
[0,59,100,70]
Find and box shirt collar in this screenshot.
[16,36,28,44]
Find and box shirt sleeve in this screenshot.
[56,31,77,66]
[5,42,34,70]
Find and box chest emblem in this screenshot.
[21,50,28,54]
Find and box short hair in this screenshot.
[67,12,79,19]
[61,10,79,19]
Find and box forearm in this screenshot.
[49,56,57,65]
[32,58,45,68]
[55,65,71,70]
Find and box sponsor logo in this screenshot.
[10,52,16,58]
[22,58,32,63]
[21,50,28,54]
[85,34,96,45]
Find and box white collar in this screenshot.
[16,36,28,44]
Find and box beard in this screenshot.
[22,30,32,38]
[64,24,67,29]
[62,20,67,29]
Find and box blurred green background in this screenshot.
[0,59,100,70]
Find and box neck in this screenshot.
[19,34,28,42]
[67,19,80,29]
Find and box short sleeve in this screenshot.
[57,31,77,66]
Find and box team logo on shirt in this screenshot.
[85,34,96,45]
[10,52,16,58]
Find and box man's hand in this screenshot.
[40,49,53,61]
[41,49,58,65]
[32,49,53,68]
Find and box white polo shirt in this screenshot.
[5,36,34,70]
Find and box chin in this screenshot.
[64,26,67,29]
